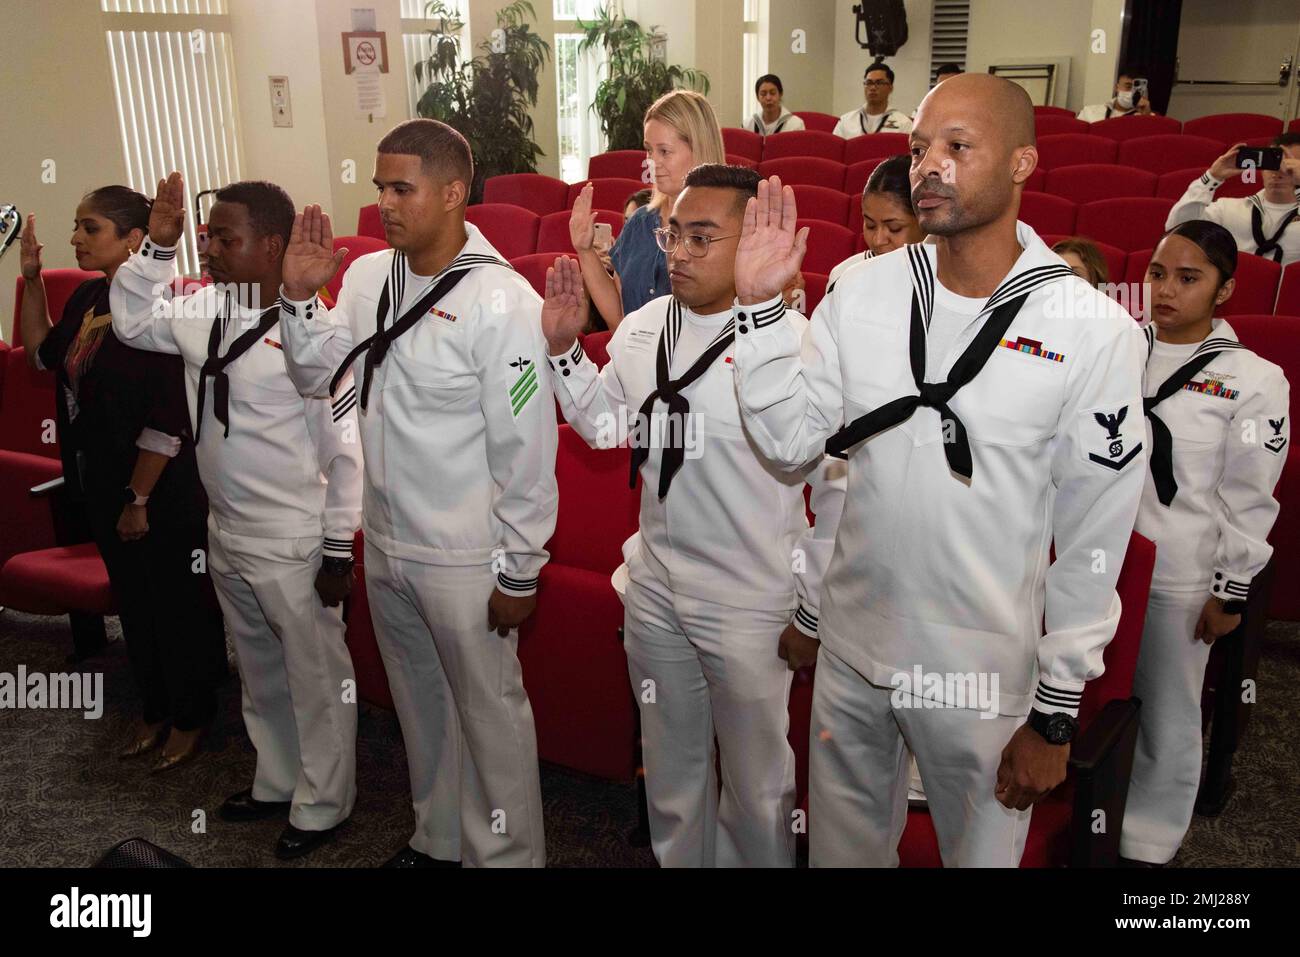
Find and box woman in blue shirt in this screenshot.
[570,90,726,330]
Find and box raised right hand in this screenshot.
[19,214,43,281]
[569,183,597,253]
[1208,143,1247,182]
[149,171,187,247]
[282,205,347,301]
[540,255,586,353]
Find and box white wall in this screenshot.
[228,0,334,218]
[767,0,838,118]
[0,0,127,342]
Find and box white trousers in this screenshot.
[1120,588,1212,864]
[363,546,545,867]
[206,523,357,831]
[623,571,796,867]
[808,646,1031,867]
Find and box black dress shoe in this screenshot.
[381,845,461,868]
[219,788,291,823]
[275,822,342,860]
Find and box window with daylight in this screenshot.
[403,0,471,119]
[101,0,241,276]
[741,0,768,126]
[555,0,609,184]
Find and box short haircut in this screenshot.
[624,188,653,210]
[935,62,962,77]
[1052,237,1110,286]
[864,154,914,210]
[1164,220,1238,286]
[682,163,761,219]
[82,185,151,238]
[214,180,296,246]
[755,74,784,96]
[1272,132,1300,149]
[1116,64,1144,81]
[865,60,895,84]
[377,118,474,188]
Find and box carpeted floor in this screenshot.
[0,608,1295,867]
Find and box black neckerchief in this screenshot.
[826,243,1074,478]
[329,249,507,407]
[196,291,281,441]
[628,298,736,499]
[1249,199,1300,263]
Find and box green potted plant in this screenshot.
[577,4,710,151]
[414,0,551,203]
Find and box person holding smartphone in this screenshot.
[1077,68,1156,121]
[1166,132,1300,267]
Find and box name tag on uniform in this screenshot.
[625,328,657,352]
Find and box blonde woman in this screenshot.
[570,89,726,331]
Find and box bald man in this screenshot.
[730,74,1147,866]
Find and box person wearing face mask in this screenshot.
[1121,220,1289,866]
[1076,68,1157,122]
[827,154,926,288]
[570,90,727,332]
[541,164,845,867]
[833,60,913,138]
[748,75,806,136]
[1167,133,1300,268]
[19,189,226,773]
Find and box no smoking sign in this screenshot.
[342,31,388,74]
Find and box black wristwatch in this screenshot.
[1219,598,1247,615]
[320,556,354,576]
[122,486,148,507]
[1028,709,1078,745]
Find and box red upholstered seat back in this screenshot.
[325,235,388,304]
[1035,134,1117,170]
[547,423,639,574]
[844,133,910,166]
[536,209,622,255]
[588,150,648,180]
[1089,114,1182,141]
[757,158,847,191]
[1076,197,1174,251]
[568,178,645,213]
[1116,135,1225,175]
[1018,192,1078,235]
[722,127,763,161]
[762,130,846,163]
[12,270,101,347]
[482,173,570,215]
[465,204,540,260]
[1045,164,1157,204]
[1182,113,1283,145]
[0,347,59,458]
[356,204,384,240]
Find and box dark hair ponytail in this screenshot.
[1164,220,1237,287]
[864,154,913,210]
[82,185,152,239]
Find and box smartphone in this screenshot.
[1236,146,1284,171]
[593,221,613,252]
[1131,77,1148,102]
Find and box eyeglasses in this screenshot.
[864,79,891,88]
[653,227,739,257]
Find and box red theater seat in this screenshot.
[1220,253,1282,317]
[465,204,541,260]
[12,270,101,348]
[483,173,570,216]
[0,542,114,616]
[357,204,384,240]
[325,236,388,305]
[1034,105,1076,118]
[568,178,644,213]
[797,220,855,275]
[536,209,622,255]
[1183,113,1283,145]
[726,153,759,170]
[844,133,910,166]
[1025,167,1046,192]
[1076,197,1175,252]
[793,111,839,134]
[1156,168,1258,200]
[762,130,846,163]
[722,127,763,162]
[510,253,576,298]
[1228,315,1300,619]
[1018,192,1078,235]
[844,159,884,197]
[1035,115,1089,137]
[0,450,62,595]
[580,330,612,368]
[800,272,829,317]
[0,347,59,458]
[1089,114,1182,141]
[758,158,846,191]
[894,532,1156,867]
[1045,165,1157,204]
[1117,135,1226,175]
[791,185,851,226]
[1035,134,1117,170]
[588,150,648,180]
[1042,234,1128,287]
[1277,262,1300,315]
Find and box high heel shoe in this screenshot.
[149,725,206,774]
[119,720,169,759]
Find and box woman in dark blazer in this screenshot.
[19,187,226,772]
